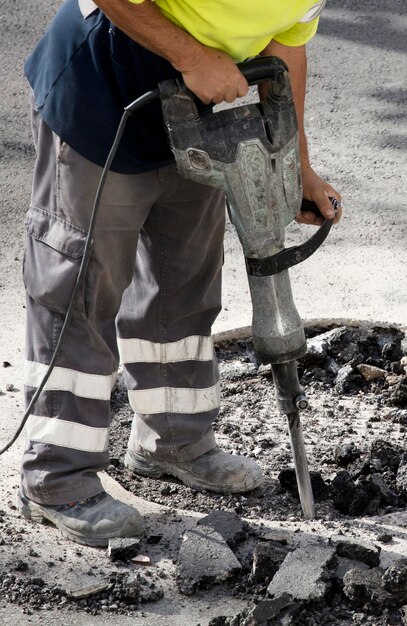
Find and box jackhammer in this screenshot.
[1,57,338,522]
[159,56,339,519]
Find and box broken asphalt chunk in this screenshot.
[243,594,296,625]
[357,363,387,381]
[330,535,381,567]
[259,530,290,545]
[335,364,359,394]
[177,526,241,595]
[107,537,141,561]
[331,470,389,516]
[252,541,291,584]
[377,533,393,544]
[335,557,369,582]
[279,468,331,501]
[197,510,246,548]
[396,454,407,493]
[343,568,395,609]
[389,378,407,407]
[334,442,361,467]
[370,438,403,471]
[66,581,110,599]
[369,473,398,506]
[302,327,360,367]
[267,544,336,604]
[382,559,407,604]
[382,340,403,362]
[302,333,330,364]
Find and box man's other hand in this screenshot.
[296,167,342,225]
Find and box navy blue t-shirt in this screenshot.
[25,0,184,173]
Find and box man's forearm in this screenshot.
[93,0,202,72]
[260,41,310,170]
[260,40,342,225]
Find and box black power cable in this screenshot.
[0,88,160,456]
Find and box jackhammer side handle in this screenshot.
[301,198,340,219]
[247,197,340,277]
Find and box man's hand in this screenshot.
[296,167,342,225]
[180,48,248,104]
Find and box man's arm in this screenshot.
[93,0,248,104]
[260,40,342,225]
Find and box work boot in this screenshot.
[124,447,264,494]
[17,491,145,547]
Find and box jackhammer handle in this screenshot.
[236,56,288,85]
[177,56,288,101]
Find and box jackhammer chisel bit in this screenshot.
[160,56,337,519]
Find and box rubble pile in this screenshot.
[202,521,407,626]
[299,325,407,406]
[0,566,164,616]
[3,506,407,624]
[1,325,406,623]
[278,437,407,516]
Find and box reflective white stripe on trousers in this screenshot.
[24,361,113,452]
[129,382,221,415]
[117,334,215,364]
[24,360,116,401]
[25,415,110,452]
[119,335,219,414]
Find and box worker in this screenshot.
[18,0,342,546]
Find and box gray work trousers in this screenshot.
[21,109,225,505]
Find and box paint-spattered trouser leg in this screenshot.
[21,111,225,505]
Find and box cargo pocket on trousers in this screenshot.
[23,206,92,320]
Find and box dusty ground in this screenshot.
[0,0,406,625]
[109,324,407,524]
